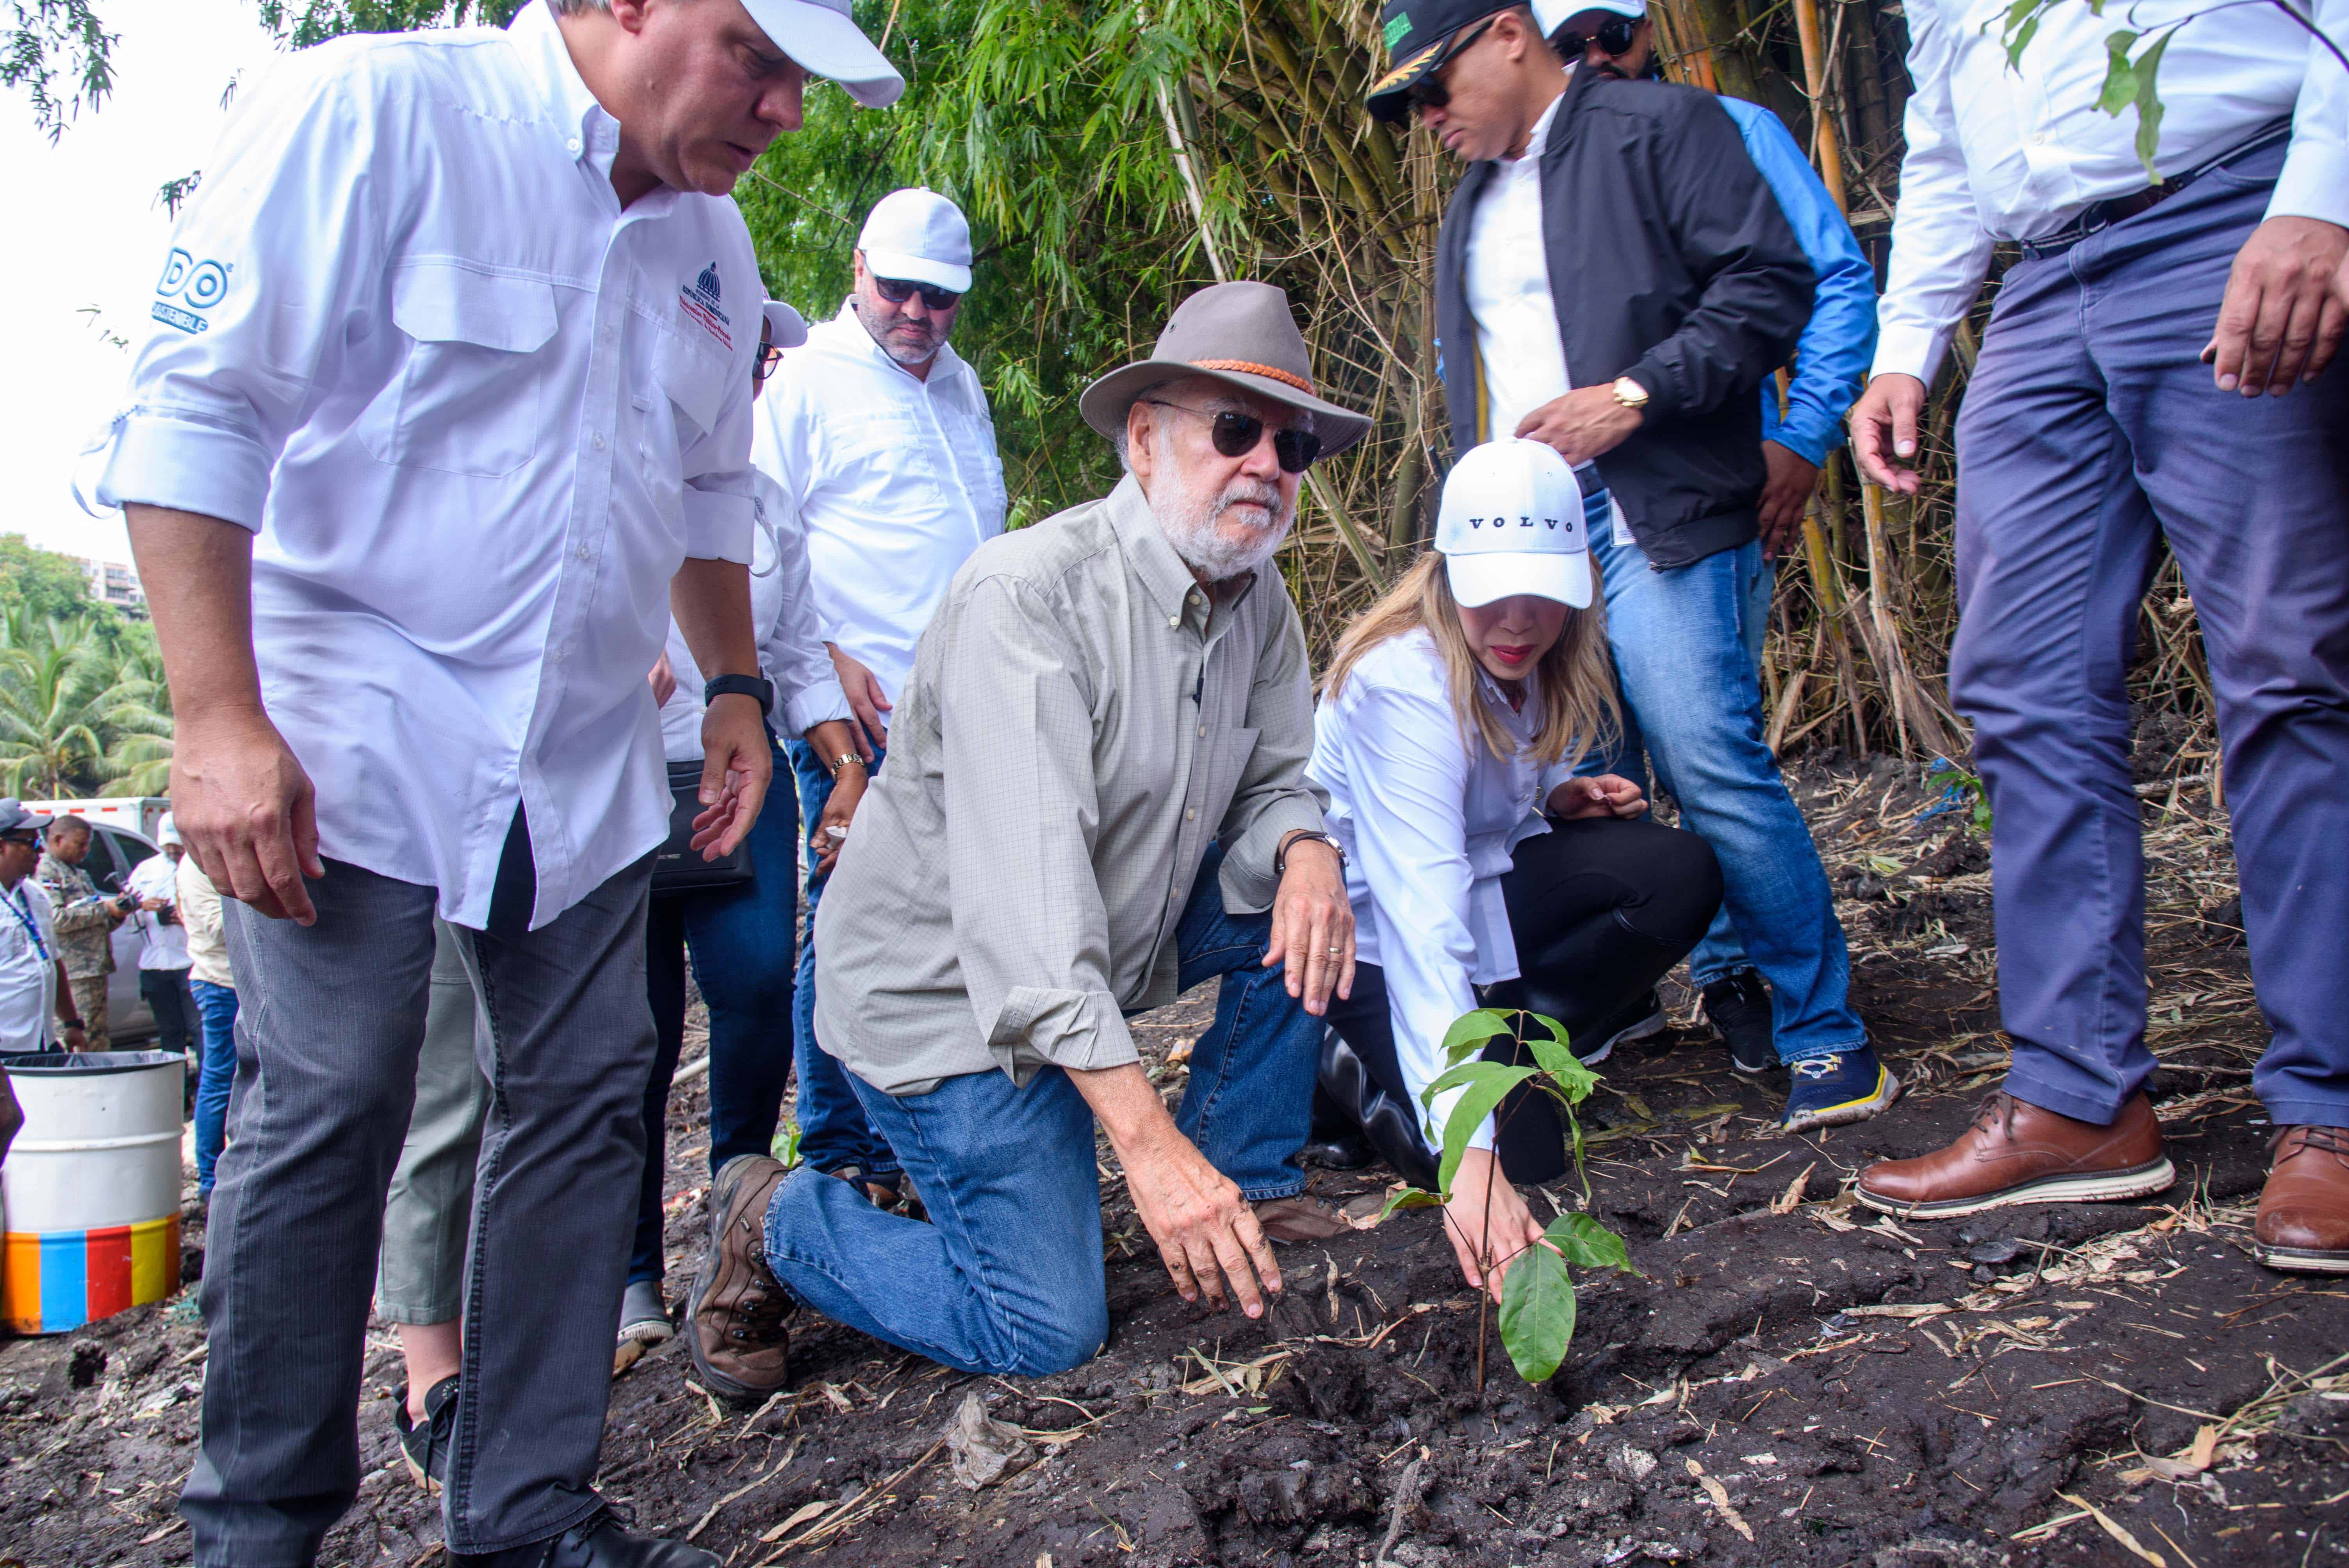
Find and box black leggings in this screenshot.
[1318,815,1723,1189]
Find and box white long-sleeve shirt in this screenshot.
[658,472,852,762]
[1875,0,2349,384]
[128,853,191,971]
[754,307,1008,709]
[92,4,761,929]
[1307,631,1582,1152]
[0,880,59,1054]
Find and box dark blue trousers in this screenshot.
[1950,135,2349,1131]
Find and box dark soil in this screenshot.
[7,760,2344,1567]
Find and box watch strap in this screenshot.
[1276,830,1346,877]
[702,673,775,711]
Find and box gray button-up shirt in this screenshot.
[813,473,1330,1095]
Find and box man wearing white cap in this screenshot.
[755,186,1007,1206]
[93,1,899,1563]
[125,816,198,1065]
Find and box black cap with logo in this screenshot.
[1365,1,1517,123]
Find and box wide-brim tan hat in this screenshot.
[1079,281,1372,457]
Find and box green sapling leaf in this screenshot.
[1498,1244,1577,1382]
[1439,1008,1515,1069]
[1546,1212,1635,1272]
[1434,1064,1540,1196]
[2097,31,2139,116]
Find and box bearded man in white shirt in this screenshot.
[94,4,903,1565]
[1849,5,2349,1275]
[755,187,1008,1206]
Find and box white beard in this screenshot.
[1156,479,1296,583]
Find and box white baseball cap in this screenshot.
[1532,0,1647,32]
[857,187,974,294]
[158,814,181,847]
[1435,438,1593,610]
[761,299,809,348]
[740,0,905,108]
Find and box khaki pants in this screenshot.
[67,973,110,1052]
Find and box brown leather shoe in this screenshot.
[1855,1090,2174,1220]
[686,1155,796,1401]
[2254,1126,2349,1274]
[1254,1194,1351,1243]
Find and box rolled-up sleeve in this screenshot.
[1217,586,1333,915]
[679,340,757,566]
[1871,7,1996,385]
[939,576,1137,1080]
[752,474,850,735]
[96,55,379,527]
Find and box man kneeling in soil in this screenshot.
[688,282,1365,1388]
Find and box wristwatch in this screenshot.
[1275,830,1347,878]
[828,753,866,778]
[1609,375,1651,412]
[702,673,775,711]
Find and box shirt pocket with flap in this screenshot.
[636,323,731,511]
[364,260,558,479]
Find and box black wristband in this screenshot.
[1276,830,1346,878]
[702,673,775,712]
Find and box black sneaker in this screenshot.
[392,1375,458,1494]
[1576,990,1667,1068]
[1702,969,1778,1076]
[448,1502,718,1566]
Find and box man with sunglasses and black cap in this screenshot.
[0,802,84,1056]
[687,281,1360,1394]
[752,186,1007,1213]
[1369,5,1895,1135]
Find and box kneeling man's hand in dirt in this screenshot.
[1073,1062,1283,1318]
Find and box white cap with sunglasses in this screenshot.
[1435,438,1594,609]
[1531,0,1645,27]
[858,187,974,296]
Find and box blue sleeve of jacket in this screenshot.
[1721,99,1877,467]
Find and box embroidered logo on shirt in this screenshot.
[152,247,230,334]
[679,262,732,350]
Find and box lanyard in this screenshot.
[4,887,48,966]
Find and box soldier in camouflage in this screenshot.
[39,816,130,1052]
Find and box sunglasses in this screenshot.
[1142,399,1324,474]
[872,274,962,312]
[0,833,38,848]
[1404,17,1497,116]
[1554,16,1641,58]
[754,340,785,384]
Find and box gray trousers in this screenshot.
[377,919,490,1325]
[182,855,657,1564]
[1950,134,2349,1130]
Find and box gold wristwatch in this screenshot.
[1609,375,1650,411]
[828,753,866,778]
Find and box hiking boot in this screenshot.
[2253,1125,2349,1274]
[613,1278,673,1377]
[686,1155,796,1401]
[1300,1129,1378,1171]
[1781,1045,1900,1133]
[1253,1194,1351,1244]
[1702,969,1777,1076]
[448,1503,717,1566]
[392,1375,458,1494]
[1855,1090,2173,1220]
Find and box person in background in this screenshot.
[622,300,868,1364]
[128,818,198,1067]
[176,838,235,1203]
[39,815,130,1052]
[1534,0,1877,1076]
[1368,3,1892,1135]
[93,0,905,1561]
[758,185,1007,1207]
[1310,440,1723,1296]
[0,801,86,1055]
[687,282,1360,1396]
[1848,2,2349,1274]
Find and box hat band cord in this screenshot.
[1189,358,1315,396]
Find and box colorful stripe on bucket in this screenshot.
[3,1215,182,1335]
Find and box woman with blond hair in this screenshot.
[1309,439,1722,1298]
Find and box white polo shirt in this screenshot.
[754,307,1008,709]
[94,4,761,928]
[0,879,59,1054]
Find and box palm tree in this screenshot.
[0,609,113,799]
[98,634,173,796]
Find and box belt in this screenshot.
[2016,119,2293,262]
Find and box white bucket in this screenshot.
[2,1050,185,1334]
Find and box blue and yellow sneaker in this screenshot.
[1782,1046,1901,1132]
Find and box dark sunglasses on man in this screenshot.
[753,340,786,385]
[1142,399,1324,474]
[1402,16,1496,116]
[1554,15,1640,61]
[872,274,962,312]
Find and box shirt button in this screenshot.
[593,434,607,451]
[1197,726,1207,738]
[577,544,591,563]
[1185,809,1196,822]
[1169,615,1180,628]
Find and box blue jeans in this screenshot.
[189,978,238,1195]
[1949,137,2349,1129]
[1585,525,1864,1062]
[761,842,1322,1376]
[784,737,898,1181]
[633,740,801,1286]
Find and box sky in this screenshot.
[2,0,280,568]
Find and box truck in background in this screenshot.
[27,798,170,843]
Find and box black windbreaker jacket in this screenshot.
[1435,71,1815,569]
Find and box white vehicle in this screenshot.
[24,803,173,1047]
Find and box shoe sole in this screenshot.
[1713,1025,1777,1079]
[2251,1241,2349,1274]
[686,1159,782,1403]
[1854,1156,2178,1221]
[613,1322,673,1378]
[1579,1001,1666,1070]
[1782,1067,1903,1134]
[401,1453,440,1496]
